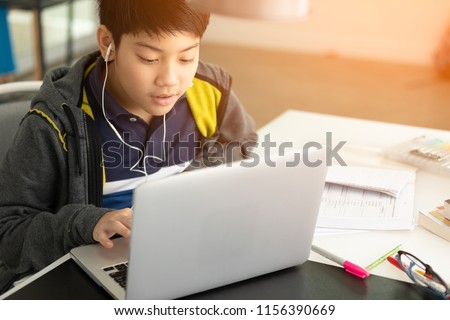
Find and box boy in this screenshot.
[0,0,257,294]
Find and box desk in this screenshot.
[256,110,450,283]
[1,110,449,300]
[0,0,75,79]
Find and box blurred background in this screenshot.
[2,0,450,129]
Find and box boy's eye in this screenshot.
[180,58,195,64]
[139,56,158,64]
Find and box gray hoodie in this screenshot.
[0,51,257,293]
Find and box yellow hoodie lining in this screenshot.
[186,77,221,138]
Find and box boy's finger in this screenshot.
[114,223,131,239]
[100,234,114,249]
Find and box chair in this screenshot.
[0,80,42,162]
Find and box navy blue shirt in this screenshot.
[84,57,200,209]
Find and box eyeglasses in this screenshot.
[395,250,449,300]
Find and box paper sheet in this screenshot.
[325,165,416,198]
[316,166,416,231]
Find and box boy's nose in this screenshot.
[155,63,179,87]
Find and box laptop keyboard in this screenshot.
[103,262,128,288]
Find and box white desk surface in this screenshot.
[257,110,450,283]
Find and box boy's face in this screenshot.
[107,31,200,119]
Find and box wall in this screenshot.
[7,0,450,73]
[202,0,450,66]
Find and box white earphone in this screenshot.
[105,43,113,62]
[101,42,166,177]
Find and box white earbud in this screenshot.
[105,43,113,62]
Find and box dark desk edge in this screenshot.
[5,259,436,300]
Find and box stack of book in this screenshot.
[418,206,450,242]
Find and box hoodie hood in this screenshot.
[30,51,100,134]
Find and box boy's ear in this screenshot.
[97,25,115,62]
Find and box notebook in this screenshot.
[70,151,328,299]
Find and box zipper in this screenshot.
[62,103,83,175]
[83,112,103,206]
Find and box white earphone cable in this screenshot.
[101,49,166,177]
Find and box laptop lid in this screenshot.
[71,150,327,300]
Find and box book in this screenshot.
[418,206,450,242]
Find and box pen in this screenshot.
[387,256,433,280]
[365,244,402,271]
[387,255,403,271]
[311,244,370,279]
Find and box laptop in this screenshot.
[70,150,328,299]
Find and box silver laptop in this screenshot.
[70,151,327,299]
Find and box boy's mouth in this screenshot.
[153,92,176,98]
[151,93,177,106]
[156,93,173,97]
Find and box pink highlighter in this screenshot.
[311,245,370,279]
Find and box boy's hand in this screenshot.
[93,208,132,248]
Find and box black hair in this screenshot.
[98,0,210,46]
